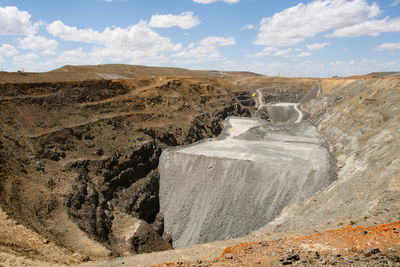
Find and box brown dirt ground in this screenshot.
[154,222,400,266]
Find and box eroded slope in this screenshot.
[255,77,400,234]
[86,76,400,267]
[0,76,253,263]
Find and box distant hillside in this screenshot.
[366,72,400,78]
[50,64,201,78]
[0,64,262,83]
[349,71,400,78]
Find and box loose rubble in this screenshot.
[154,222,400,267]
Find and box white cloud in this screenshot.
[149,11,200,29]
[55,48,102,66]
[46,20,103,43]
[306,42,330,51]
[18,35,58,52]
[391,0,400,7]
[53,46,171,67]
[0,44,18,57]
[172,36,235,64]
[328,17,400,37]
[247,47,311,59]
[0,6,36,35]
[245,59,400,78]
[373,42,400,51]
[173,44,222,62]
[199,36,235,46]
[274,48,292,57]
[273,48,312,58]
[246,47,276,58]
[297,52,312,57]
[47,20,181,51]
[45,19,187,68]
[193,0,239,4]
[241,24,254,30]
[13,52,39,65]
[255,0,381,47]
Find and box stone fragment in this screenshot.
[225,253,233,259]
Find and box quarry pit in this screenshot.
[0,66,399,266]
[159,85,337,248]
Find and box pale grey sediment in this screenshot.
[159,114,336,248]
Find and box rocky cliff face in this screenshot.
[254,78,400,234]
[0,77,252,262]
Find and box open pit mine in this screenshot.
[0,65,399,266]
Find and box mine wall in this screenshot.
[0,78,256,261]
[254,78,400,235]
[6,77,395,264]
[158,81,339,248]
[157,77,400,252]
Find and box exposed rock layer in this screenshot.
[254,78,400,235]
[0,76,252,262]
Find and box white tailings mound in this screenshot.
[159,116,336,248]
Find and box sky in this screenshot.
[0,0,399,77]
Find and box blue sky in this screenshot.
[0,0,399,77]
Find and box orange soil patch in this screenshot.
[155,222,400,266]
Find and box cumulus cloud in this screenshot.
[241,24,254,30]
[199,36,235,46]
[274,48,292,57]
[53,46,171,67]
[45,19,187,67]
[328,17,400,37]
[297,52,312,57]
[13,52,39,65]
[193,0,239,4]
[247,47,311,59]
[54,48,103,66]
[255,0,382,47]
[47,20,181,51]
[0,44,18,57]
[173,44,222,62]
[18,35,58,52]
[149,11,200,29]
[373,42,400,51]
[246,59,400,78]
[0,6,36,35]
[306,42,330,51]
[173,36,235,64]
[246,47,276,58]
[46,20,103,43]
